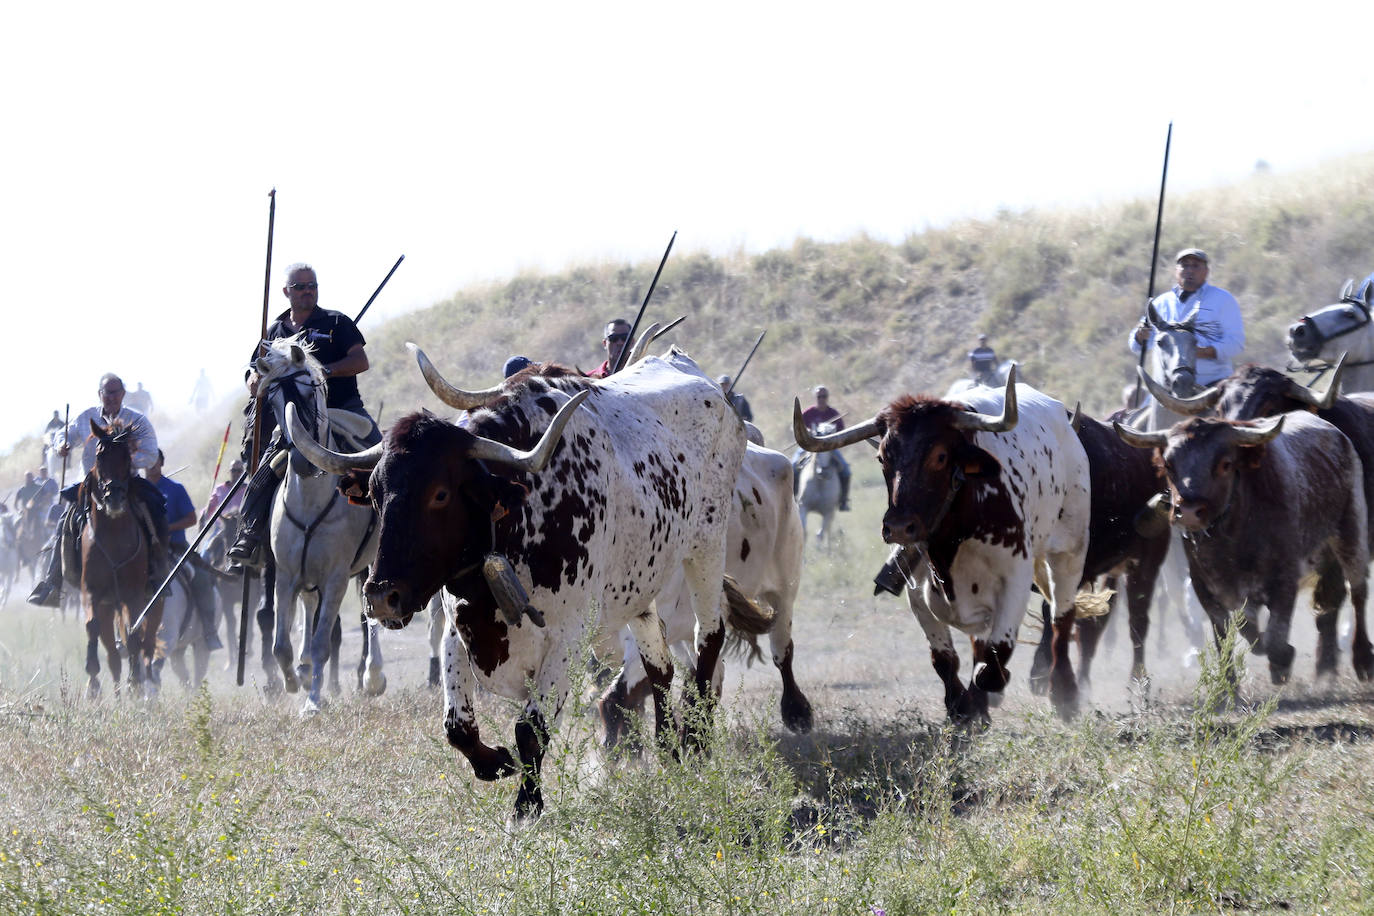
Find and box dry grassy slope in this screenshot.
[5,152,1374,497]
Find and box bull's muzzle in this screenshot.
[363,578,417,627]
[881,510,926,547]
[1172,500,1211,532]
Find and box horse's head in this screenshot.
[1146,301,1203,397]
[808,422,841,474]
[255,335,330,451]
[1287,279,1374,367]
[90,419,135,517]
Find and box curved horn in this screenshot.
[286,401,383,474]
[1230,414,1285,446]
[951,365,1018,432]
[1286,352,1346,409]
[408,342,505,410]
[1113,421,1168,450]
[626,322,662,367]
[792,398,881,452]
[467,389,590,473]
[1069,402,1082,433]
[1137,365,1221,415]
[1341,278,1356,300]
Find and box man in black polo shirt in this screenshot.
[227,262,380,568]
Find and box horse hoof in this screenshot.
[300,700,322,719]
[364,671,387,697]
[87,680,100,700]
[282,675,300,695]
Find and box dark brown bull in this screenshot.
[1116,412,1370,684]
[1029,408,1170,693]
[1142,360,1374,678]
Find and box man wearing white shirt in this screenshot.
[28,374,166,606]
[1130,248,1245,386]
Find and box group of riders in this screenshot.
[13,246,1283,632]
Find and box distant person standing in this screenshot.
[126,382,154,417]
[189,369,215,413]
[1130,248,1245,387]
[716,375,753,422]
[587,318,631,378]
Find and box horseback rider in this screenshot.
[792,386,851,511]
[587,318,631,379]
[227,262,381,570]
[1130,248,1245,388]
[28,373,166,607]
[147,449,224,651]
[969,334,999,387]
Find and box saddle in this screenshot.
[60,477,165,589]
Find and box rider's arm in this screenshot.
[323,342,368,378]
[128,412,159,471]
[1202,290,1246,363]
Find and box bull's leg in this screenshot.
[907,588,979,725]
[1040,553,1084,720]
[1076,603,1109,688]
[1126,557,1161,684]
[679,558,727,750]
[600,628,646,750]
[974,565,1035,697]
[764,588,812,734]
[513,705,550,820]
[427,594,445,688]
[622,612,675,749]
[1261,578,1300,686]
[1311,555,1346,679]
[1028,599,1053,696]
[1349,577,1372,682]
[441,619,516,781]
[1331,509,1373,681]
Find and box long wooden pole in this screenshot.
[238,188,276,686]
[613,231,676,375]
[1133,123,1173,410]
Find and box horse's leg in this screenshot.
[303,582,346,714]
[327,612,342,696]
[84,601,102,699]
[102,605,123,697]
[361,616,386,697]
[272,566,301,694]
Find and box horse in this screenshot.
[155,570,212,688]
[79,419,163,699]
[796,421,843,548]
[945,359,1021,397]
[255,336,384,715]
[1287,279,1374,393]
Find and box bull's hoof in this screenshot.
[781,692,813,735]
[972,659,1010,693]
[1027,667,1050,697]
[950,688,990,731]
[428,657,441,688]
[363,670,387,697]
[1353,643,1374,682]
[471,746,518,782]
[1315,649,1339,680]
[1268,643,1295,685]
[513,785,545,821]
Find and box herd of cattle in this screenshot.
[8,280,1374,819]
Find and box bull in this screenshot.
[797,371,1092,724]
[1140,358,1374,678]
[291,344,745,818]
[1115,412,1369,685]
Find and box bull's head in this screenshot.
[796,369,1018,548]
[1114,415,1283,531]
[287,390,589,626]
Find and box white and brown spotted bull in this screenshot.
[797,370,1092,725]
[1115,411,1370,685]
[602,440,811,744]
[290,344,746,818]
[1139,358,1374,678]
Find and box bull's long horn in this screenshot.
[1113,421,1169,450]
[1286,352,1346,409]
[792,399,881,452]
[408,342,505,410]
[286,402,383,473]
[467,389,590,473]
[626,322,662,367]
[1137,366,1221,415]
[1069,402,1082,433]
[1230,415,1285,446]
[951,365,1019,432]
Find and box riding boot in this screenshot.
[26,534,63,607]
[838,471,852,512]
[228,459,283,571]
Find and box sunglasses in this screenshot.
[288,282,319,291]
[606,333,629,343]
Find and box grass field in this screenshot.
[3,465,1374,914]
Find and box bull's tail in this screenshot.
[722,575,775,665]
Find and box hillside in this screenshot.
[6,152,1374,502]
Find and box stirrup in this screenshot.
[227,537,266,572]
[28,580,61,608]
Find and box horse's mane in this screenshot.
[260,334,327,386]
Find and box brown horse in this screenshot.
[81,419,163,699]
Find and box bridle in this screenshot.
[1288,294,1374,384]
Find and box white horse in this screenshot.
[1288,279,1374,393]
[256,337,385,715]
[155,571,212,688]
[796,421,843,549]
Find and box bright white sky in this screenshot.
[3,1,1372,452]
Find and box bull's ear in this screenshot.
[1239,444,1267,470]
[957,443,1001,478]
[338,468,371,505]
[477,474,529,521]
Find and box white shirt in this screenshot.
[66,406,158,475]
[1128,282,1246,385]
